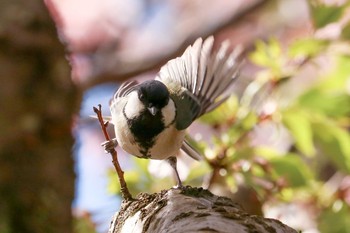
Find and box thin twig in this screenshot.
[93,104,133,201]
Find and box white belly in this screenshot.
[148,126,186,159]
[112,103,185,159]
[114,123,185,160]
[111,94,185,159]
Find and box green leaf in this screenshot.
[298,55,350,117]
[298,89,350,117]
[255,147,281,160]
[319,201,350,233]
[288,38,328,58]
[249,40,271,67]
[312,118,350,173]
[318,55,350,91]
[270,154,313,187]
[309,2,345,29]
[282,108,315,156]
[200,96,238,125]
[341,22,350,40]
[241,111,258,131]
[249,38,282,74]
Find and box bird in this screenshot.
[102,36,242,187]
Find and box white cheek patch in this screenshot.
[162,99,176,126]
[124,91,144,119]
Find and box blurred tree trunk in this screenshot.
[0,1,77,233]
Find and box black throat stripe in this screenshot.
[123,104,165,157]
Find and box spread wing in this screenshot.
[113,80,139,99]
[156,36,241,130]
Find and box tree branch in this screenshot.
[93,104,133,201]
[81,0,269,89]
[108,187,297,233]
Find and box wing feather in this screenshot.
[181,139,202,161]
[156,36,242,130]
[113,80,139,99]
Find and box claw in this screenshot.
[101,138,118,153]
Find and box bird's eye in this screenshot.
[139,93,145,101]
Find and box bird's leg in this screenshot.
[101,138,118,154]
[167,156,183,188]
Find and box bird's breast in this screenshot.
[115,123,184,160]
[148,126,186,160]
[112,96,181,159]
[129,111,164,140]
[127,110,164,156]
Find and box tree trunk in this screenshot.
[0,1,76,232]
[109,187,297,233]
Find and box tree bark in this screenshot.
[0,1,76,232]
[109,187,297,233]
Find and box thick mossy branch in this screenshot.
[109,186,297,233]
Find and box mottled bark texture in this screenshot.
[109,187,297,233]
[0,1,76,233]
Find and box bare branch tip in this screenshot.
[93,106,99,113]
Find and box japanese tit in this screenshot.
[102,36,242,187]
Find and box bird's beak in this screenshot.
[148,106,158,116]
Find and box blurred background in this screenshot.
[0,0,349,232]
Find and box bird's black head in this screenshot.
[137,80,170,115]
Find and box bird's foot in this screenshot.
[167,156,184,189]
[101,138,118,153]
[172,183,184,190]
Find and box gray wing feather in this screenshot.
[181,139,202,161]
[196,37,214,95]
[156,36,242,130]
[113,80,139,99]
